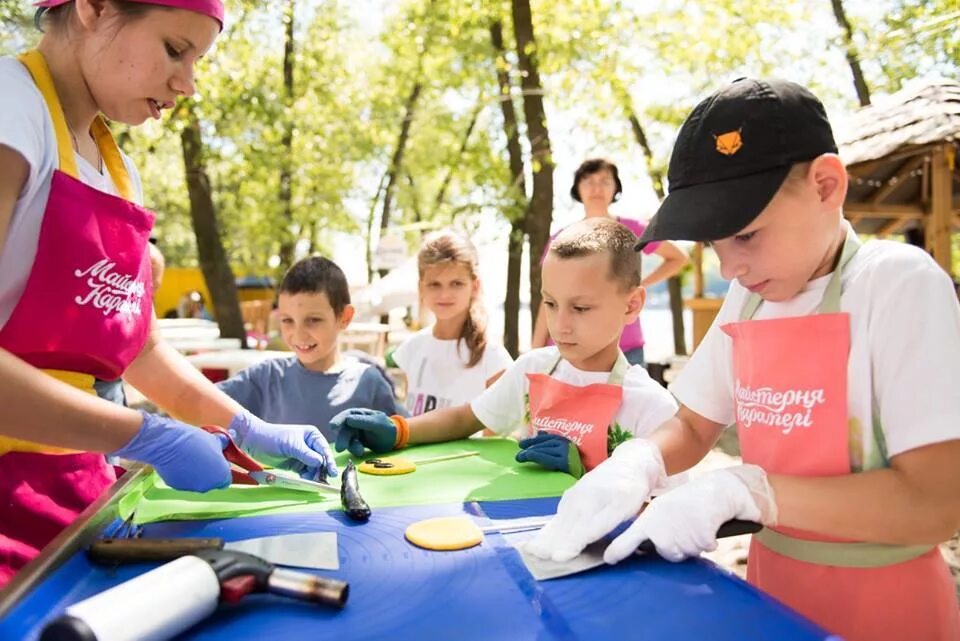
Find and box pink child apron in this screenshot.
[723,232,960,641]
[0,50,155,587]
[525,351,629,471]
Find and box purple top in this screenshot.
[542,216,660,351]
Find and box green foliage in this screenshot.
[0,0,37,55]
[874,0,960,91]
[607,421,633,456]
[3,0,954,284]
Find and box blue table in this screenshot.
[0,493,833,640]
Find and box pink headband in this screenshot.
[35,0,224,28]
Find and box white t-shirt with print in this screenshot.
[671,234,960,468]
[0,57,145,329]
[393,328,514,415]
[471,346,679,440]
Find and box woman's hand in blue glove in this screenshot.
[228,410,338,480]
[515,431,585,478]
[328,408,401,457]
[111,411,231,492]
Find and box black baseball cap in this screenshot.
[636,78,837,249]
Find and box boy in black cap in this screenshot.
[526,78,960,641]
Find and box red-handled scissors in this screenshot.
[201,425,338,494]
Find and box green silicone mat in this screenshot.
[121,438,574,524]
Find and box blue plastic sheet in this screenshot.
[1,499,834,641]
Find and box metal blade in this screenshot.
[225,532,339,570]
[247,470,340,494]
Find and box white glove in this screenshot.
[603,464,778,564]
[524,439,666,563]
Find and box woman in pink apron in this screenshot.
[528,78,960,640]
[0,0,335,587]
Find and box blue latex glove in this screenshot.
[329,408,398,457]
[515,431,585,478]
[111,411,231,492]
[228,410,338,480]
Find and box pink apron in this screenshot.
[723,232,960,641]
[0,50,154,587]
[525,351,629,471]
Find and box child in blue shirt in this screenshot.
[219,256,405,441]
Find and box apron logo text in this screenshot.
[531,415,594,444]
[74,258,145,317]
[735,380,826,434]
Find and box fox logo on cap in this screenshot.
[713,128,743,156]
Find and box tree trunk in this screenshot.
[491,20,529,358]
[504,221,525,357]
[406,172,424,223]
[365,173,388,283]
[829,0,871,106]
[432,105,481,218]
[180,107,245,344]
[617,84,687,356]
[668,276,686,355]
[511,0,554,329]
[306,220,317,255]
[278,0,297,273]
[375,81,422,323]
[379,81,423,272]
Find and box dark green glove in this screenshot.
[329,409,400,457]
[515,431,585,478]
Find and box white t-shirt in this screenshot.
[0,57,144,329]
[671,235,960,468]
[393,328,514,415]
[471,346,679,439]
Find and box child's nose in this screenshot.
[720,258,748,282]
[290,326,309,340]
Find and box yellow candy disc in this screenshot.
[404,516,483,551]
[357,457,416,475]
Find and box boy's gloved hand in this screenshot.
[515,431,585,478]
[111,411,231,492]
[603,464,777,564]
[524,438,666,563]
[329,408,408,457]
[228,410,338,480]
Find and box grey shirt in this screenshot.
[218,356,405,440]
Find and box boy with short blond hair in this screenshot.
[329,217,679,478]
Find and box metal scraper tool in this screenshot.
[88,531,339,571]
[509,518,761,581]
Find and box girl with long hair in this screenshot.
[390,230,512,416]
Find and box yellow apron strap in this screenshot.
[43,369,98,395]
[91,116,135,201]
[17,50,135,201]
[0,369,97,456]
[17,50,77,179]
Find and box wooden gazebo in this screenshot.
[839,78,960,277]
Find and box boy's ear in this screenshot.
[338,304,355,328]
[809,154,848,210]
[624,286,645,323]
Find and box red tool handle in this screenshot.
[200,424,264,485]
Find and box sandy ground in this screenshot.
[693,447,960,601]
